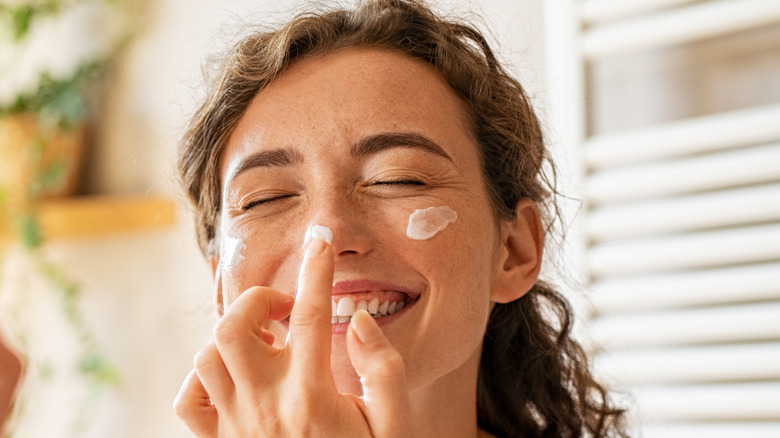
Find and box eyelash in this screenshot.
[373,179,426,186]
[242,194,295,210]
[241,179,425,210]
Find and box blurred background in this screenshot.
[0,0,778,437]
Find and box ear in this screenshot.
[490,199,544,304]
[210,256,225,317]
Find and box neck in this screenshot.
[408,347,486,438]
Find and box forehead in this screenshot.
[223,48,477,170]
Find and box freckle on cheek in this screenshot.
[406,206,458,240]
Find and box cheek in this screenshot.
[414,202,499,327]
[220,234,247,275]
[406,206,458,240]
[219,221,304,305]
[405,209,496,382]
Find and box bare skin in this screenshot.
[0,333,22,433]
[174,49,543,437]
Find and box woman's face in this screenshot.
[215,48,524,396]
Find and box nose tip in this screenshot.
[306,224,334,245]
[305,217,371,258]
[306,191,374,257]
[305,222,369,257]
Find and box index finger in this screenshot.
[288,226,335,376]
[214,286,294,382]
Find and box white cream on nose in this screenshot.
[406,206,458,240]
[306,224,333,245]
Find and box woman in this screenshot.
[174,0,627,436]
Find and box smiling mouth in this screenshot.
[331,296,408,324]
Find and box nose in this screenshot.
[306,190,373,258]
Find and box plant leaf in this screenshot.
[17,212,43,249]
[31,158,68,198]
[12,6,34,41]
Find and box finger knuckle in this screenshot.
[290,311,327,329]
[193,345,217,370]
[172,396,192,419]
[213,316,246,347]
[374,349,405,377]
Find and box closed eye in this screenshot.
[242,194,297,210]
[373,179,426,186]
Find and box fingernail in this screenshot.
[306,236,327,257]
[349,309,377,344]
[304,224,332,256]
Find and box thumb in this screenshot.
[346,309,412,437]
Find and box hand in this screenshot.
[174,236,413,437]
[0,332,23,432]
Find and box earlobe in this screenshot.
[210,257,225,317]
[490,200,544,304]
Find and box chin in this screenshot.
[331,358,362,395]
[330,338,363,395]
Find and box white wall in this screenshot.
[2,1,548,436]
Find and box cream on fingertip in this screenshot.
[306,224,333,245]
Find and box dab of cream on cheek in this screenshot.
[220,235,247,274]
[406,206,458,240]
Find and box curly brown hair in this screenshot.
[178,0,627,436]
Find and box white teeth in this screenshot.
[336,297,355,316]
[336,299,355,325]
[368,298,379,314]
[330,297,406,323]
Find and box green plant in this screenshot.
[0,63,98,129]
[0,0,125,435]
[1,1,63,41]
[1,0,119,42]
[0,83,120,436]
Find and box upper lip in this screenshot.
[331,279,422,300]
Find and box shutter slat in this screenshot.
[591,302,780,349]
[551,0,780,434]
[581,0,701,24]
[587,143,780,205]
[642,422,780,438]
[589,223,780,278]
[590,262,780,313]
[593,342,780,385]
[585,104,780,170]
[588,183,780,241]
[631,382,780,421]
[582,0,780,57]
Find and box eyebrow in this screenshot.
[225,131,452,186]
[225,148,304,187]
[351,132,452,161]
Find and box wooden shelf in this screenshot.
[2,196,177,241]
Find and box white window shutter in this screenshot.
[545,1,780,436]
